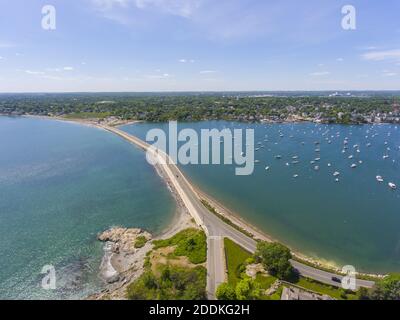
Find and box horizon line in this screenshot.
[1,89,400,95]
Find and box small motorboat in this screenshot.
[376,176,384,182]
[388,182,397,190]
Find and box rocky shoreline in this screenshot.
[87,161,196,300]
[89,208,196,300]
[87,227,153,300]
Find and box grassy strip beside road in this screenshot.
[294,278,358,300]
[218,238,281,300]
[224,238,252,285]
[291,256,382,282]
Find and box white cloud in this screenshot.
[336,58,344,62]
[179,59,187,63]
[90,1,341,42]
[25,70,45,75]
[134,0,200,18]
[382,72,397,77]
[91,0,130,10]
[362,49,400,61]
[309,71,330,76]
[357,46,378,51]
[146,73,172,79]
[41,75,64,81]
[92,0,200,18]
[200,70,217,74]
[45,67,75,72]
[0,42,15,48]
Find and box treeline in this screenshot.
[0,93,398,123]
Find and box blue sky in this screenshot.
[0,0,399,92]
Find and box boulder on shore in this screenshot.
[98,227,152,253]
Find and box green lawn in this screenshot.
[295,277,358,300]
[224,238,252,285]
[256,273,277,290]
[152,228,207,264]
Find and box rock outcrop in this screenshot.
[98,227,152,253]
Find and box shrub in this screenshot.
[127,266,207,300]
[235,278,261,300]
[216,283,237,300]
[134,235,148,248]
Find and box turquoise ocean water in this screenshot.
[0,117,175,299]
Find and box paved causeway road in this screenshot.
[101,125,375,299]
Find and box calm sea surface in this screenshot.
[0,117,175,299]
[123,121,400,273]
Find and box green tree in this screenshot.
[235,278,261,300]
[357,287,370,300]
[368,274,400,300]
[256,242,294,280]
[216,283,237,300]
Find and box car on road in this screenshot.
[331,276,342,283]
